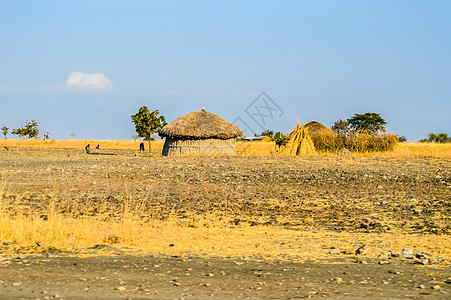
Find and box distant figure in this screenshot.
[85,144,91,154]
[95,144,100,153]
[139,142,145,153]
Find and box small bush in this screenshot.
[311,132,398,153]
[398,136,407,143]
[310,131,342,152]
[346,132,398,152]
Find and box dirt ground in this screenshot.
[0,254,450,299]
[0,147,450,299]
[2,147,450,235]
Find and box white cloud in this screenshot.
[66,72,112,90]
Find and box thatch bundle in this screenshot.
[279,121,317,156]
[160,108,243,140]
[159,109,243,156]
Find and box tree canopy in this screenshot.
[397,135,407,143]
[255,129,286,142]
[256,129,274,138]
[427,132,450,143]
[331,119,350,135]
[11,120,39,139]
[1,126,8,139]
[131,106,167,152]
[347,112,387,134]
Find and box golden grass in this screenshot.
[1,204,450,261]
[1,178,449,261]
[377,143,451,159]
[1,139,450,259]
[2,139,450,158]
[0,139,164,150]
[236,141,277,156]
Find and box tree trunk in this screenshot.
[148,137,151,153]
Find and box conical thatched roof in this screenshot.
[304,121,334,136]
[160,109,243,139]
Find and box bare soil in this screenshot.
[1,254,450,299]
[2,148,450,234]
[0,147,450,299]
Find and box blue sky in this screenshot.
[1,0,450,141]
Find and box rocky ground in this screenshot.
[0,147,450,299]
[1,148,450,234]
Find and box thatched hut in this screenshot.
[304,121,337,151]
[159,109,243,156]
[304,121,334,137]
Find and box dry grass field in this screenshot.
[1,139,450,298]
[2,139,450,158]
[0,139,450,259]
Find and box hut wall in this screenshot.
[162,138,237,156]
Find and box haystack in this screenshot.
[279,121,317,156]
[159,108,243,156]
[304,121,336,151]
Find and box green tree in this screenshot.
[397,135,407,143]
[331,119,350,135]
[25,120,39,138]
[11,127,26,138]
[347,112,387,134]
[1,126,8,139]
[131,106,167,152]
[11,120,39,139]
[273,131,287,142]
[257,129,274,138]
[428,132,450,143]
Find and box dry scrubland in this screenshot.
[2,138,451,158]
[0,139,450,263]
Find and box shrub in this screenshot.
[310,131,342,152]
[347,132,398,152]
[311,132,398,153]
[419,138,431,143]
[397,136,407,143]
[273,131,287,142]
